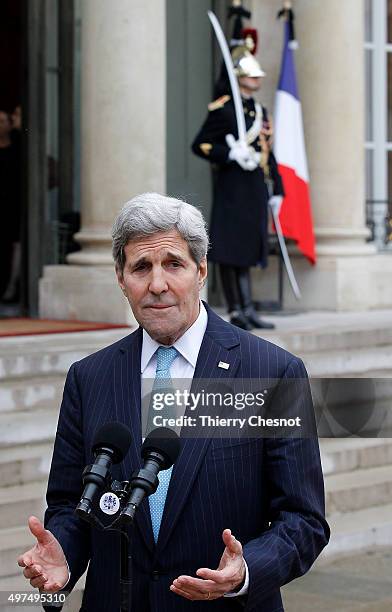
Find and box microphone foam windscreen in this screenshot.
[141,427,181,469]
[92,422,132,464]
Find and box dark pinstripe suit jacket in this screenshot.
[45,303,329,612]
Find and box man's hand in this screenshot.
[170,529,245,601]
[226,134,258,171]
[17,516,69,593]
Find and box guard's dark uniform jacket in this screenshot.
[192,95,283,268]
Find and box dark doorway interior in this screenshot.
[0,0,22,112]
[1,0,81,318]
[0,0,23,313]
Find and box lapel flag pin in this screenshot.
[218,361,230,370]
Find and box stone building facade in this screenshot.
[38,0,392,323]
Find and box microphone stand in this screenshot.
[76,467,158,612]
[116,463,159,611]
[120,524,134,612]
[112,480,137,612]
[75,479,136,612]
[76,429,179,612]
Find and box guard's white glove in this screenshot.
[226,134,258,171]
[269,195,283,216]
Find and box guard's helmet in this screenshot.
[231,45,265,78]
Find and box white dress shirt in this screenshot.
[140,301,249,597]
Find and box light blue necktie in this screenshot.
[148,346,179,543]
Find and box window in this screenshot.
[365,0,392,247]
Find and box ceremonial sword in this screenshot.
[207,10,302,300]
[266,182,302,300]
[208,11,247,144]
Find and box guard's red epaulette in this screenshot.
[208,95,231,111]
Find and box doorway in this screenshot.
[0,0,81,319]
[0,0,23,315]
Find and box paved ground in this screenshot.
[282,547,392,611]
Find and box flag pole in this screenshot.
[277,0,298,49]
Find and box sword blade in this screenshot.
[269,203,302,300]
[208,10,247,144]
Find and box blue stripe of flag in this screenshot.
[277,21,299,100]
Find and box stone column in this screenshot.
[40,0,166,323]
[295,0,370,256]
[252,0,392,310]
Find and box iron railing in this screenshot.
[366,199,392,247]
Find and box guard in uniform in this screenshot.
[192,34,284,330]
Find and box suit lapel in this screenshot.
[117,327,155,553]
[156,306,241,555]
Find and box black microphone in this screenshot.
[119,428,181,524]
[76,422,132,520]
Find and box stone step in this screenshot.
[261,309,392,346]
[0,572,84,611]
[257,310,392,354]
[0,520,85,610]
[0,526,33,579]
[2,324,392,380]
[313,377,392,435]
[0,547,85,611]
[0,409,57,448]
[0,329,129,381]
[0,444,52,487]
[304,346,392,377]
[320,503,392,562]
[320,438,392,475]
[0,482,46,530]
[0,375,65,415]
[253,311,392,376]
[325,464,392,514]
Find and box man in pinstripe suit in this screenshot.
[18,193,329,611]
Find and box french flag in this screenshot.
[274,19,316,264]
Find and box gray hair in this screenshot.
[112,192,209,273]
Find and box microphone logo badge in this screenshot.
[99,492,120,515]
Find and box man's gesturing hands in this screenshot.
[17,516,69,593]
[170,529,246,601]
[19,519,246,600]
